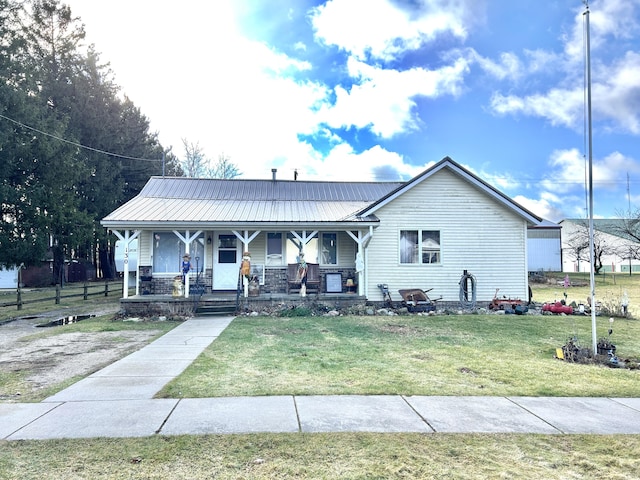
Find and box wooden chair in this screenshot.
[287,263,320,294]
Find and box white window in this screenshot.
[400,230,440,264]
[152,232,205,273]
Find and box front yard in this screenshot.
[158,312,640,399]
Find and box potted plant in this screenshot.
[597,337,616,356]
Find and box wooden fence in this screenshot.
[0,281,130,311]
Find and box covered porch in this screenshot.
[112,227,373,302]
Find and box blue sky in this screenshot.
[66,0,640,222]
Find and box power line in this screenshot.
[0,112,162,163]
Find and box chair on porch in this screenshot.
[287,263,320,294]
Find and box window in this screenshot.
[421,231,441,264]
[400,230,419,263]
[321,233,337,265]
[400,230,440,264]
[152,232,205,273]
[266,233,283,266]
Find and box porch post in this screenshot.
[347,227,373,297]
[111,229,141,299]
[173,230,203,298]
[233,230,260,297]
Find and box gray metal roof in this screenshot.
[102,177,403,227]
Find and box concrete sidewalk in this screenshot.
[2,316,640,440]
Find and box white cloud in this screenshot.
[557,149,637,195]
[594,51,640,134]
[487,0,640,134]
[513,194,564,222]
[309,0,473,61]
[490,88,584,129]
[303,143,410,181]
[318,56,470,138]
[539,148,588,194]
[472,51,523,81]
[565,0,640,61]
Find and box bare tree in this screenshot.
[211,153,241,179]
[564,220,615,274]
[609,211,640,275]
[180,138,208,177]
[180,141,240,179]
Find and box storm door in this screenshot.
[213,233,240,290]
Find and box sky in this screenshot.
[64,0,640,223]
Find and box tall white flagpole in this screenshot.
[584,2,597,354]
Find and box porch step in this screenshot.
[195,302,237,316]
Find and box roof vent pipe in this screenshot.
[272,168,277,181]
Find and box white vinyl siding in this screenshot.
[366,169,529,302]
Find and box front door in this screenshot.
[213,233,240,290]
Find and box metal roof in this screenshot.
[102,177,403,227]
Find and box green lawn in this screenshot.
[158,312,640,399]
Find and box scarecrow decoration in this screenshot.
[181,253,192,297]
[297,251,308,297]
[240,251,251,297]
[181,254,192,284]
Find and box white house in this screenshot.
[101,157,544,304]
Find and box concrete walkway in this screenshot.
[2,316,640,440]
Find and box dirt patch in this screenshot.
[0,309,161,402]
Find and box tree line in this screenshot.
[0,1,234,283]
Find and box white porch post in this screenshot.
[111,230,141,299]
[173,230,202,298]
[347,227,373,297]
[233,230,260,297]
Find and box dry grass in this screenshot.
[2,433,640,479]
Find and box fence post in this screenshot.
[83,281,88,301]
[17,286,22,311]
[55,284,61,304]
[105,280,109,297]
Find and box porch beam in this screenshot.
[289,230,318,253]
[110,229,140,299]
[232,230,261,253]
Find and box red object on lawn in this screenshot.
[542,302,573,314]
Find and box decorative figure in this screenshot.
[297,252,308,297]
[241,251,251,297]
[172,276,183,297]
[181,254,192,284]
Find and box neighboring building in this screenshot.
[0,265,18,289]
[560,218,640,273]
[527,220,562,272]
[101,157,544,303]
